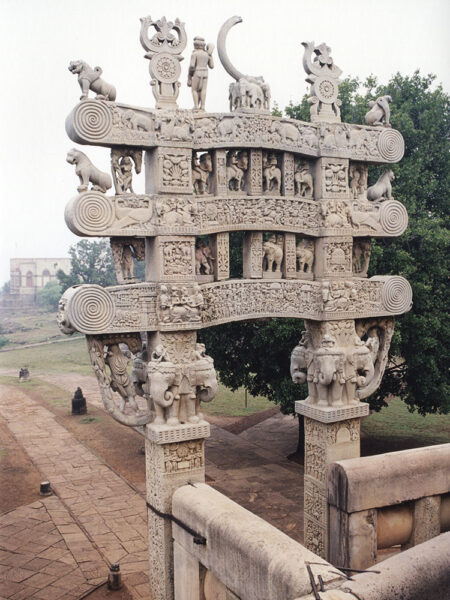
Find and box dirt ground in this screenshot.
[0,417,42,513]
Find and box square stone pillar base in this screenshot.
[296,400,369,559]
[144,422,210,600]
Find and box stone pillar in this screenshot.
[213,233,230,281]
[283,233,297,279]
[243,232,263,278]
[212,149,228,196]
[281,152,295,196]
[296,402,369,559]
[145,426,208,600]
[404,495,441,549]
[247,150,263,195]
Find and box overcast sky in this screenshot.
[0,0,448,286]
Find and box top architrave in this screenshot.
[65,100,405,164]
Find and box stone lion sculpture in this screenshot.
[68,60,116,101]
[367,169,394,202]
[66,148,112,193]
[365,95,392,127]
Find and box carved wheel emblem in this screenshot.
[152,53,180,83]
[314,76,338,103]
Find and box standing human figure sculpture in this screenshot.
[188,37,214,110]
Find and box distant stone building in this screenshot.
[9,258,71,305]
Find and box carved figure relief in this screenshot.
[69,60,116,101]
[155,197,196,227]
[155,114,192,140]
[195,238,215,277]
[111,148,143,195]
[226,151,248,192]
[322,160,348,196]
[187,37,214,110]
[192,152,212,194]
[161,240,193,276]
[66,149,112,193]
[160,150,191,191]
[365,95,392,127]
[110,238,145,284]
[349,163,368,200]
[158,283,203,325]
[262,234,284,277]
[353,239,371,277]
[296,238,315,275]
[263,153,281,194]
[294,162,314,197]
[323,240,352,275]
[367,169,394,201]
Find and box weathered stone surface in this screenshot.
[172,483,343,600]
[328,444,450,512]
[341,532,450,600]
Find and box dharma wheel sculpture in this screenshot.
[59,14,411,598]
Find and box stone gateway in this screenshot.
[58,14,411,599]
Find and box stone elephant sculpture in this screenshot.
[147,355,217,426]
[313,348,345,407]
[342,345,375,403]
[263,239,283,273]
[290,339,316,402]
[240,78,264,109]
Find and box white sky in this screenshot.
[0,0,449,286]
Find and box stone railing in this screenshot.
[172,483,450,600]
[327,443,450,570]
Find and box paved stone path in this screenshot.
[0,377,303,599]
[0,386,150,600]
[0,497,103,600]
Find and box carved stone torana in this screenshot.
[59,16,412,596]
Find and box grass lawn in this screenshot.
[362,397,450,447]
[0,307,74,348]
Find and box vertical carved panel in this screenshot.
[247,150,263,195]
[212,149,228,196]
[314,157,349,199]
[243,232,263,278]
[314,237,353,279]
[282,152,295,196]
[214,232,230,281]
[283,233,297,279]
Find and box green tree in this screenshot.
[37,280,62,309]
[200,71,450,454]
[57,239,117,289]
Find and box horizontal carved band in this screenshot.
[65,192,408,239]
[58,276,412,335]
[65,101,404,164]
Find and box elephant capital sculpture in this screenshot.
[146,346,217,426]
[313,341,346,407]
